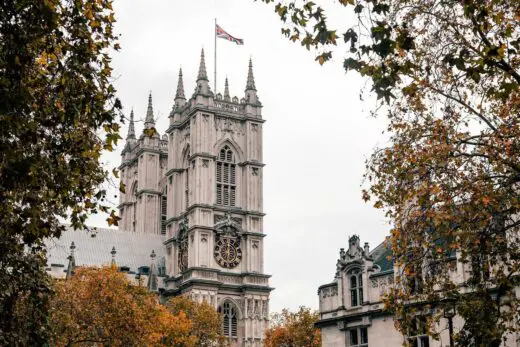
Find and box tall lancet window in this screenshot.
[349,269,363,307]
[161,186,167,235]
[218,302,238,338]
[184,149,190,210]
[216,146,236,206]
[132,182,138,232]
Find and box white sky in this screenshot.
[89,0,390,313]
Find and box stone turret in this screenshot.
[244,58,261,117]
[192,49,213,99]
[170,68,186,124]
[245,58,258,104]
[144,92,155,130]
[224,77,230,101]
[127,109,136,140]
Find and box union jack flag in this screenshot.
[216,24,244,45]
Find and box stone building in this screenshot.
[316,235,519,347]
[46,49,271,347]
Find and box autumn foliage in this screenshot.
[49,267,197,346]
[262,0,520,345]
[264,306,321,347]
[166,295,226,346]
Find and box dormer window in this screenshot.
[349,269,363,307]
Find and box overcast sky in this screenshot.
[89,0,390,313]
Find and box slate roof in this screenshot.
[371,238,394,272]
[46,226,166,273]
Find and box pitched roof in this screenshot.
[371,239,394,272]
[46,226,166,274]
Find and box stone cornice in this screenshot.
[166,105,265,133]
[238,161,265,167]
[136,189,161,196]
[369,269,394,278]
[318,282,337,291]
[189,152,217,161]
[315,306,387,329]
[242,232,267,238]
[166,278,274,294]
[165,168,185,177]
[117,202,133,209]
[135,147,167,158]
[166,205,264,222]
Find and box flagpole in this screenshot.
[214,18,217,94]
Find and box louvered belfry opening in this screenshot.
[218,302,238,338]
[216,146,236,206]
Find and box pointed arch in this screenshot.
[213,138,244,163]
[217,297,242,338]
[181,143,191,166]
[130,181,138,232]
[217,297,243,319]
[181,144,191,211]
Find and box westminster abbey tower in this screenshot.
[117,50,271,346]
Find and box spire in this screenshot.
[197,48,208,81]
[144,92,155,129]
[126,109,135,140]
[175,68,186,100]
[245,58,256,91]
[110,246,117,268]
[66,241,76,280]
[224,77,230,101]
[147,250,158,291]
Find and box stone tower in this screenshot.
[119,50,271,347]
[119,93,168,234]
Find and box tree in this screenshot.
[49,266,196,346]
[264,306,321,347]
[166,295,226,347]
[0,0,122,344]
[260,0,519,345]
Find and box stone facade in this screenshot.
[317,236,520,347]
[117,50,271,347]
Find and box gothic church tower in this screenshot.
[119,50,271,347]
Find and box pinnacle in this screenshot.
[224,77,230,100]
[197,48,208,81]
[175,68,186,100]
[127,109,136,139]
[145,91,154,127]
[245,58,256,91]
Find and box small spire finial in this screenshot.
[197,48,208,81]
[245,58,256,91]
[224,77,230,101]
[66,241,76,280]
[175,68,186,100]
[127,109,135,140]
[147,249,158,291]
[144,92,155,128]
[110,246,117,267]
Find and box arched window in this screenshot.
[349,269,363,307]
[132,182,138,232]
[161,186,167,235]
[216,146,236,206]
[184,149,190,210]
[218,302,238,338]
